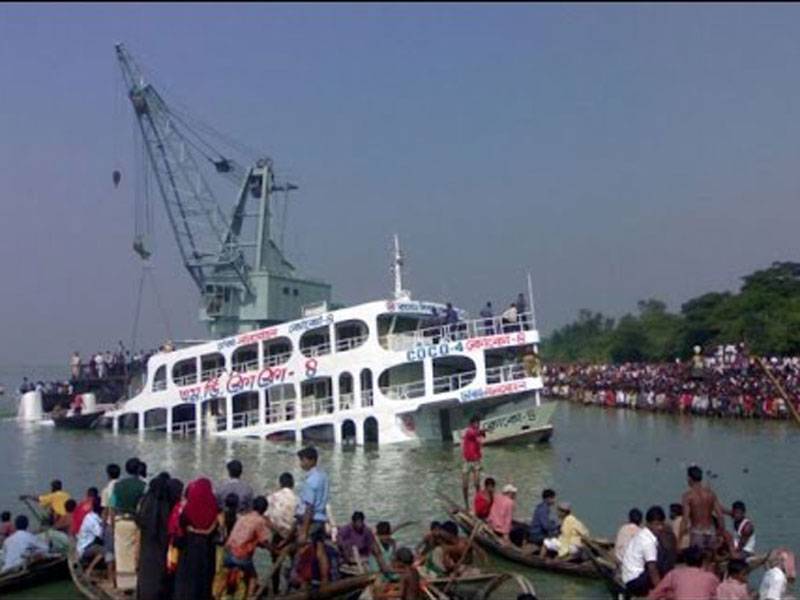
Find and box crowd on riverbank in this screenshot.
[543,347,800,420]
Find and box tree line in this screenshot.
[541,261,800,363]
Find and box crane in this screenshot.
[115,44,331,339]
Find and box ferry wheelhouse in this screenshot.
[106,299,551,446]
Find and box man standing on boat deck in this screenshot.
[461,415,486,510]
[295,447,331,583]
[622,505,666,597]
[678,465,725,552]
[108,457,146,590]
[215,459,254,512]
[479,302,494,335]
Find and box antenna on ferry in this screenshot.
[527,271,538,331]
[393,234,410,300]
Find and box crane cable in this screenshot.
[130,265,174,353]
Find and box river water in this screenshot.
[1,366,798,599]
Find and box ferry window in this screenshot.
[293,289,299,296]
[432,356,476,394]
[283,287,289,295]
[377,314,423,350]
[339,372,354,411]
[360,369,373,408]
[172,358,198,387]
[262,337,293,367]
[300,326,331,358]
[232,344,258,373]
[200,353,226,381]
[232,392,260,429]
[335,320,369,352]
[300,377,334,417]
[378,362,425,400]
[152,365,167,392]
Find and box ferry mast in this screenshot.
[115,44,331,339]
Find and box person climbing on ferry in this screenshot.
[461,415,486,510]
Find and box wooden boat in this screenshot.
[444,501,610,580]
[0,554,69,594]
[71,544,376,600]
[53,410,106,430]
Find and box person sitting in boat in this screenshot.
[540,502,589,560]
[76,497,106,577]
[21,479,71,526]
[714,558,751,600]
[70,393,84,416]
[222,495,274,598]
[372,521,398,578]
[415,521,441,557]
[473,477,495,520]
[647,545,720,600]
[370,547,421,600]
[614,508,643,563]
[70,487,100,536]
[724,500,756,559]
[487,484,517,544]
[0,511,14,542]
[529,489,560,549]
[53,499,76,533]
[1,515,50,573]
[338,511,390,575]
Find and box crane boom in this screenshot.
[116,44,331,338]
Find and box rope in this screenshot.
[130,267,146,352]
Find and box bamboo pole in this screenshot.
[754,356,800,427]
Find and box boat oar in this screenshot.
[443,517,483,594]
[754,356,800,427]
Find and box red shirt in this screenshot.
[70,498,93,536]
[462,424,483,462]
[474,490,492,519]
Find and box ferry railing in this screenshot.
[335,335,368,353]
[216,414,227,431]
[301,395,335,418]
[232,409,260,429]
[432,370,477,394]
[173,373,198,387]
[266,401,296,424]
[380,311,536,350]
[381,381,426,400]
[339,392,354,411]
[263,352,291,367]
[200,366,226,381]
[485,363,528,384]
[300,342,331,358]
[232,359,260,373]
[172,421,197,435]
[361,389,374,407]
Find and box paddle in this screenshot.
[443,517,483,594]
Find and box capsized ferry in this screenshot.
[104,297,553,446]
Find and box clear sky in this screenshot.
[2,3,800,366]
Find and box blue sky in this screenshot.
[2,4,800,365]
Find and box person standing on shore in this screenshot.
[108,458,146,590]
[70,351,81,380]
[678,465,725,552]
[461,416,485,510]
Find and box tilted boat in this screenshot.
[53,410,106,430]
[0,554,69,594]
[445,501,611,580]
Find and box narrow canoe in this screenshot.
[0,554,69,594]
[446,504,609,580]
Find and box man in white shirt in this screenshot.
[621,505,665,597]
[77,498,106,578]
[759,553,789,600]
[267,472,299,594]
[1,515,50,572]
[614,508,643,563]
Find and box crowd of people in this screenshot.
[461,415,795,600]
[0,447,523,600]
[544,344,800,421]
